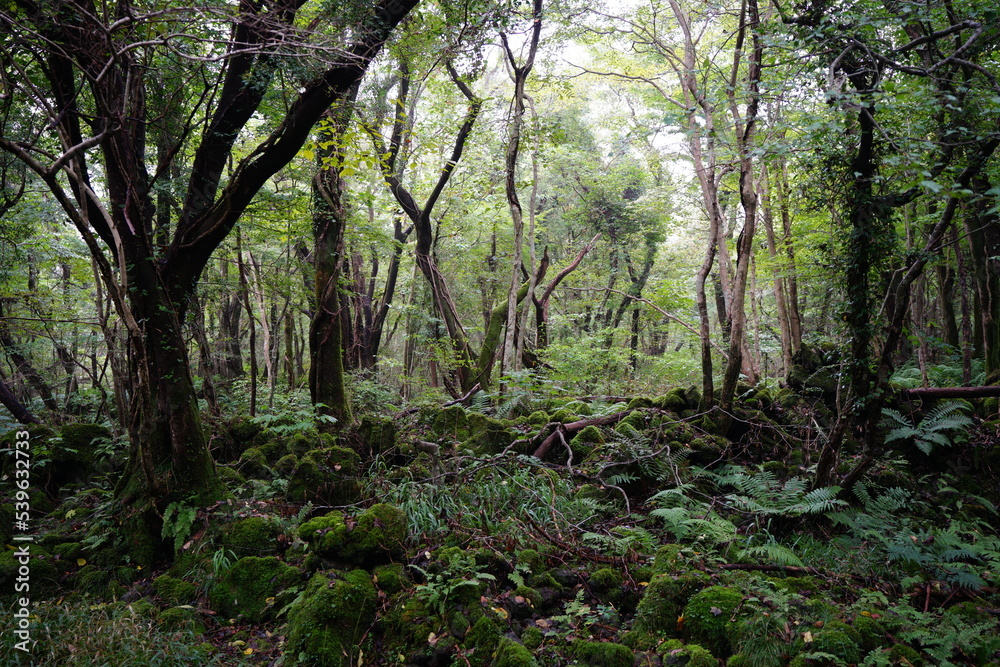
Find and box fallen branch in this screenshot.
[903,385,1000,399]
[532,410,632,460]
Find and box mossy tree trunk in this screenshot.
[0,0,418,558]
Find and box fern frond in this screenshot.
[740,543,805,568]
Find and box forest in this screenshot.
[0,0,999,664]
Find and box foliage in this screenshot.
[161,502,198,555]
[710,465,847,517]
[0,600,243,666]
[881,401,973,455]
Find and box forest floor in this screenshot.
[2,382,1000,666]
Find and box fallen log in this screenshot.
[903,385,1000,400]
[532,410,631,460]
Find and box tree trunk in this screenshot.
[310,98,357,430]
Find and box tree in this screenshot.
[0,0,417,555]
[777,0,1000,486]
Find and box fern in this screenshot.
[739,542,805,568]
[881,401,973,455]
[711,465,846,517]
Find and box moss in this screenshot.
[685,644,718,667]
[57,423,110,462]
[683,585,744,656]
[550,408,578,423]
[52,541,83,561]
[152,574,198,604]
[659,388,690,412]
[432,405,470,439]
[224,516,286,558]
[851,614,887,651]
[572,639,634,667]
[215,465,246,489]
[209,556,302,623]
[157,606,205,634]
[621,410,648,432]
[590,567,624,604]
[285,569,377,667]
[628,397,653,410]
[238,446,272,479]
[495,636,539,667]
[258,438,289,464]
[464,615,502,667]
[274,453,299,476]
[571,424,605,459]
[807,627,862,664]
[0,545,60,600]
[358,415,397,456]
[631,571,711,639]
[298,503,407,566]
[652,544,685,574]
[770,575,822,596]
[516,548,545,571]
[467,413,516,454]
[286,446,361,504]
[526,410,550,426]
[521,625,543,650]
[565,400,594,416]
[510,584,540,619]
[373,563,407,595]
[687,434,729,464]
[888,644,924,666]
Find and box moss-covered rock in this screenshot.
[800,626,862,664]
[683,585,744,656]
[238,446,272,479]
[223,516,287,558]
[298,503,407,566]
[0,544,60,600]
[286,445,361,504]
[152,574,198,604]
[467,413,516,454]
[464,615,503,667]
[589,567,625,605]
[627,571,712,645]
[215,464,247,490]
[521,625,543,650]
[274,453,299,476]
[372,563,407,595]
[495,636,539,667]
[210,556,301,624]
[157,606,206,634]
[432,405,470,439]
[526,410,550,426]
[285,569,377,666]
[570,424,605,459]
[572,639,634,667]
[358,414,397,456]
[687,433,729,464]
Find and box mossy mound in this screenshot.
[298,503,407,566]
[157,606,206,634]
[238,446,272,479]
[626,571,711,647]
[657,639,717,667]
[431,405,470,439]
[572,639,634,666]
[286,445,361,504]
[152,574,198,604]
[0,545,61,600]
[495,636,539,666]
[223,516,287,558]
[682,585,744,656]
[209,556,302,623]
[218,416,268,461]
[589,567,625,605]
[466,413,515,454]
[284,569,378,667]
